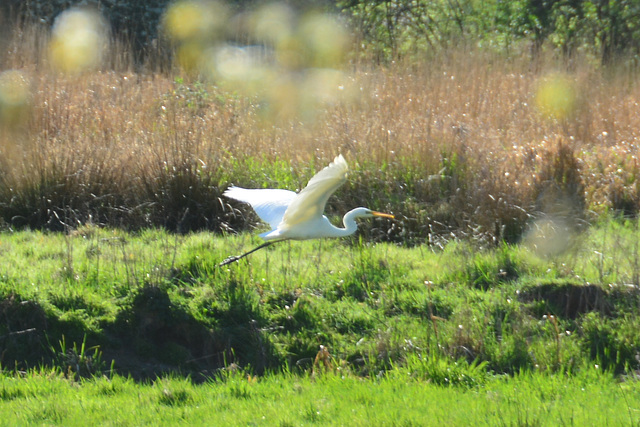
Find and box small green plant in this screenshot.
[396,351,489,388]
[49,335,105,380]
[157,379,194,407]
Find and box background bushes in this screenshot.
[3,1,640,64]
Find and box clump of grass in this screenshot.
[157,378,194,407]
[49,334,105,381]
[397,352,489,388]
[580,312,640,374]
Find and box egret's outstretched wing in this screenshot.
[281,154,348,228]
[224,187,296,229]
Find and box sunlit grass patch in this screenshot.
[0,366,638,424]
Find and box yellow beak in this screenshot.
[372,211,394,219]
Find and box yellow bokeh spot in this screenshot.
[0,70,31,127]
[275,36,306,70]
[161,2,354,123]
[523,217,574,258]
[302,68,346,105]
[264,77,300,121]
[208,45,269,90]
[299,13,349,68]
[176,42,207,73]
[49,8,107,73]
[251,2,294,44]
[534,74,576,120]
[163,0,228,43]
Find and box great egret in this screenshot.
[220,154,394,266]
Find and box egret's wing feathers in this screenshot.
[224,187,296,229]
[281,155,348,228]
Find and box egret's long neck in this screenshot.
[331,208,364,238]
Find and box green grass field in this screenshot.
[1,368,638,425]
[0,223,639,424]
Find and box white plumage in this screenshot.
[220,155,394,266]
[224,155,393,242]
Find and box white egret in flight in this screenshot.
[220,154,394,266]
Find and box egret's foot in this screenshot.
[218,241,274,268]
[219,255,241,267]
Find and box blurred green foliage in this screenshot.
[3,1,640,64]
[339,0,640,63]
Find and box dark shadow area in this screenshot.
[519,282,610,319]
[0,285,278,382]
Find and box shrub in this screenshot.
[580,312,640,374]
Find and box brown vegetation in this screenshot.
[1,21,639,244]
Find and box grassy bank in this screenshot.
[1,220,639,379]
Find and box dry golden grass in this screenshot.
[0,19,639,242]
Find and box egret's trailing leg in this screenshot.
[218,241,274,267]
